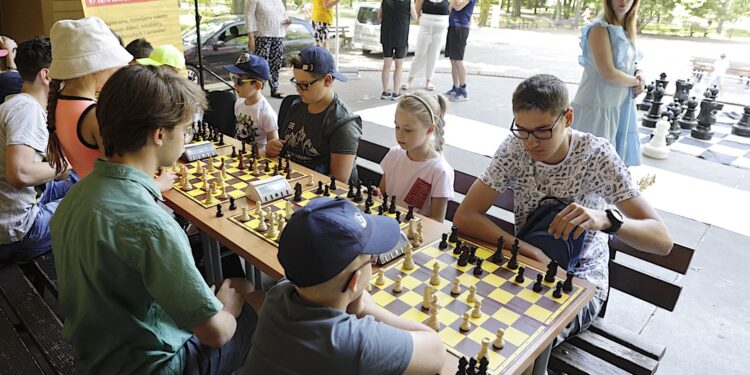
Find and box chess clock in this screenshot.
[246,175,293,204]
[375,231,409,265]
[182,141,218,162]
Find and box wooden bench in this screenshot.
[329,26,352,50]
[355,139,695,374]
[0,262,74,374]
[690,56,750,80]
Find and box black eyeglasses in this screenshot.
[510,111,566,140]
[290,76,325,91]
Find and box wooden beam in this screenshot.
[588,320,667,362]
[550,342,630,375]
[609,237,694,275]
[567,331,659,375]
[609,259,682,311]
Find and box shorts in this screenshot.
[382,44,407,59]
[445,26,470,60]
[312,21,330,43]
[182,305,258,375]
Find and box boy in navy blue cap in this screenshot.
[224,52,279,151]
[265,46,362,185]
[241,197,445,375]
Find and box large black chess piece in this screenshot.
[731,106,750,137]
[709,85,719,100]
[655,72,669,93]
[673,79,693,104]
[642,83,665,128]
[638,82,655,111]
[691,88,724,140]
[678,97,699,129]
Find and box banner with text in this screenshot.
[81,0,183,54]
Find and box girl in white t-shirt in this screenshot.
[379,92,454,222]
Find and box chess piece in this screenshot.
[427,304,440,331]
[471,300,482,318]
[667,104,682,143]
[430,263,441,286]
[422,286,433,310]
[405,205,414,221]
[284,157,291,174]
[449,225,459,243]
[493,328,505,349]
[453,240,463,255]
[553,281,564,298]
[407,220,416,240]
[365,184,374,206]
[643,116,671,160]
[182,175,193,190]
[459,312,471,331]
[263,159,270,173]
[638,81,655,111]
[285,168,293,180]
[200,172,209,191]
[673,78,693,104]
[490,236,505,263]
[478,357,489,375]
[231,145,237,158]
[273,163,280,176]
[388,195,397,214]
[215,204,224,217]
[472,259,483,276]
[353,185,363,202]
[285,200,294,219]
[642,83,665,128]
[515,266,525,283]
[467,246,477,264]
[306,175,314,186]
[507,239,519,270]
[218,133,224,145]
[655,72,669,93]
[363,204,371,214]
[678,97,699,129]
[692,88,723,140]
[256,215,268,232]
[347,184,355,198]
[329,175,337,191]
[217,184,229,200]
[476,338,490,361]
[239,205,251,222]
[203,191,216,205]
[545,261,558,283]
[402,244,415,270]
[375,269,385,286]
[731,105,750,137]
[395,211,401,223]
[533,274,543,293]
[293,182,303,202]
[377,203,385,215]
[209,181,218,196]
[241,141,247,154]
[457,356,469,373]
[457,244,470,267]
[467,285,476,304]
[206,157,216,172]
[266,214,278,238]
[439,233,449,250]
[563,271,574,293]
[277,216,286,233]
[393,275,403,293]
[451,278,461,295]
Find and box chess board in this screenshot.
[638,115,750,170]
[189,138,231,150]
[228,183,421,247]
[370,238,586,374]
[173,155,307,208]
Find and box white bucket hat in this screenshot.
[49,17,132,80]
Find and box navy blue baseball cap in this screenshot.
[223,52,270,81]
[293,46,347,82]
[278,197,400,287]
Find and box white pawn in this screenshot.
[277,216,286,233]
[239,205,251,222]
[467,285,477,303]
[306,175,314,186]
[266,212,277,236]
[285,200,294,219]
[422,286,433,310]
[375,269,386,286]
[477,338,490,361]
[459,312,471,331]
[471,300,482,318]
[493,328,505,349]
[427,305,440,331]
[450,278,461,295]
[407,220,416,240]
[430,263,441,286]
[393,275,403,293]
[402,244,415,270]
[643,116,671,159]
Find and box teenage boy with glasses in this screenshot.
[454,74,672,366]
[265,46,362,184]
[224,53,278,151]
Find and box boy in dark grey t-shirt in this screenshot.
[241,198,446,375]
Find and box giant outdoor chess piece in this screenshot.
[667,103,683,144]
[731,106,750,137]
[691,89,724,140]
[673,79,693,104]
[642,83,665,128]
[655,72,669,92]
[678,97,699,129]
[643,116,671,159]
[638,82,655,111]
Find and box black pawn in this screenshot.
[228,197,237,211]
[448,225,459,243]
[293,183,303,202]
[286,169,292,179]
[478,357,489,375]
[378,204,385,215]
[457,245,470,267]
[490,236,505,263]
[468,358,477,375]
[285,157,291,173]
[515,266,525,283]
[316,181,324,194]
[273,163,280,176]
[231,146,237,158]
[507,239,519,270]
[553,281,563,298]
[382,192,389,207]
[323,185,330,197]
[563,271,574,293]
[218,133,224,145]
[353,186,363,203]
[330,175,337,191]
[365,185,373,206]
[395,211,401,223]
[456,356,468,375]
[533,274,543,293]
[405,205,414,221]
[264,160,270,173]
[467,246,477,264]
[439,233,448,250]
[388,195,397,214]
[545,261,558,283]
[347,184,355,198]
[473,259,484,276]
[452,239,463,255]
[215,204,224,217]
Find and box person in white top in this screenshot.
[711,53,729,96]
[224,52,278,151]
[379,91,454,222]
[245,0,290,98]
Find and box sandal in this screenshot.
[400,82,410,91]
[425,83,435,91]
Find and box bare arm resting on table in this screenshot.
[330,152,355,184]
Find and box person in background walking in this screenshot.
[379,0,416,100]
[402,0,449,92]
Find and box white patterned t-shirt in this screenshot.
[480,130,640,300]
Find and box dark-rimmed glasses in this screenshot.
[510,110,566,140]
[290,76,324,91]
[341,254,378,293]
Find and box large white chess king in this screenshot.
[643,116,671,159]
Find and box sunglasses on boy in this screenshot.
[510,110,567,140]
[230,74,259,87]
[290,76,325,91]
[341,254,378,293]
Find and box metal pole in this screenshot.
[193,0,205,90]
[335,4,339,66]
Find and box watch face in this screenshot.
[611,209,624,222]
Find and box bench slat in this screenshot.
[358,140,389,164]
[588,320,667,361]
[568,331,659,375]
[609,237,694,275]
[0,265,74,374]
[0,298,44,374]
[550,342,630,375]
[609,259,682,311]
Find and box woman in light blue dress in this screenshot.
[571,0,644,166]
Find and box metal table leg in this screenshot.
[200,231,223,286]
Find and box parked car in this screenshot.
[353,3,445,55]
[182,15,315,83]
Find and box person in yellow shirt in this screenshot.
[312,0,340,49]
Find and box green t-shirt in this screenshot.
[51,159,222,374]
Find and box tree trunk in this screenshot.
[512,0,522,17]
[573,0,582,27]
[553,0,561,20]
[479,0,491,26]
[232,0,246,14]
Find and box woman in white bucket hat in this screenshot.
[46,17,131,179]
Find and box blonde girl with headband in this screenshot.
[379,91,454,222]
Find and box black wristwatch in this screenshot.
[602,208,624,234]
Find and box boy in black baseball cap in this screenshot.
[241,197,445,375]
[265,46,362,185]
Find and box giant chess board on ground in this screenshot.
[370,238,586,374]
